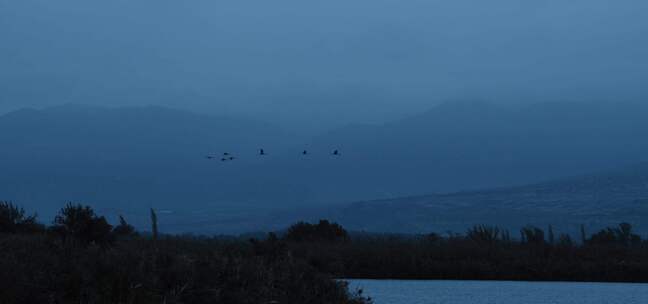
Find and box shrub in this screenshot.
[467,225,501,243]
[588,222,641,246]
[520,226,545,245]
[112,215,137,239]
[284,220,349,243]
[51,203,113,245]
[0,201,44,233]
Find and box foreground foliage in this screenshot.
[3,200,648,303]
[0,202,369,304]
[288,223,648,282]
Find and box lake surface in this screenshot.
[346,280,648,304]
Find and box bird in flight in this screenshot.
[206,148,347,162]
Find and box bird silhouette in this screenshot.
[206,156,215,160]
[332,150,340,156]
[223,152,230,156]
[302,150,308,155]
[259,149,266,156]
[221,158,228,162]
[229,156,236,160]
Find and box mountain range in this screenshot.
[295,162,648,235]
[2,101,648,233]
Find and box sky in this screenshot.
[2,0,648,130]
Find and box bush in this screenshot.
[467,225,500,243]
[51,203,113,245]
[112,215,137,239]
[520,226,545,245]
[284,220,349,243]
[588,222,641,246]
[0,201,44,233]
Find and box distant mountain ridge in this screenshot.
[305,100,648,198]
[305,162,648,235]
[3,101,648,234]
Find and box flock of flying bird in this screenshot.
[205,149,340,162]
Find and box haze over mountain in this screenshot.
[0,104,295,229]
[2,0,648,132]
[304,101,648,197]
[2,101,648,233]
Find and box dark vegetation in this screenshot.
[4,201,648,303]
[0,202,369,304]
[288,223,648,283]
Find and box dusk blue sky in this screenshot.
[2,0,647,128]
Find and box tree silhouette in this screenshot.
[0,201,43,233]
[51,203,113,245]
[548,225,555,245]
[150,208,158,242]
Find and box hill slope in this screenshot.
[311,162,648,235]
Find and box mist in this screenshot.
[2,0,648,131]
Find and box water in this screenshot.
[346,280,648,304]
